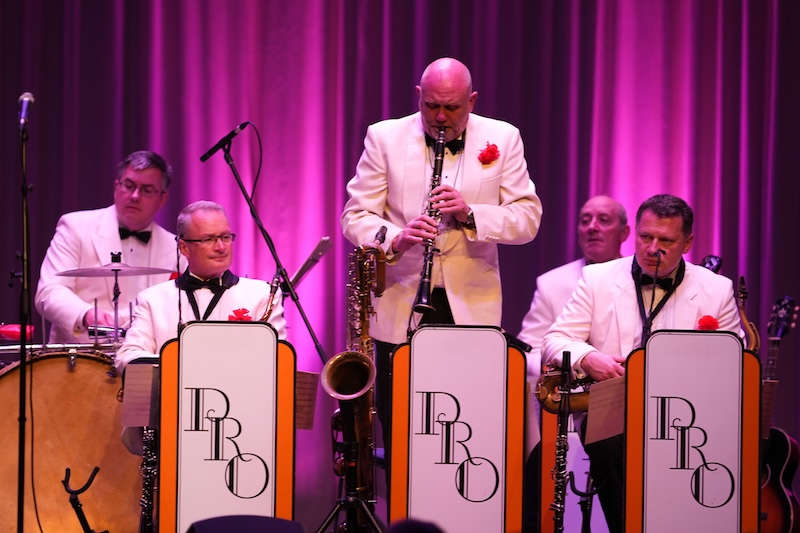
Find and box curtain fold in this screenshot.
[2,0,799,524]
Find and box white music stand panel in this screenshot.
[176,321,278,531]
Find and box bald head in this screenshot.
[417,58,478,142]
[577,195,630,264]
[419,58,473,93]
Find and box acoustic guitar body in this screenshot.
[760,427,800,533]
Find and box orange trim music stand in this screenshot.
[625,330,759,533]
[158,321,296,532]
[389,326,525,532]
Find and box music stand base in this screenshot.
[315,495,384,533]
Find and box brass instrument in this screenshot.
[259,273,281,322]
[320,229,386,527]
[535,366,593,414]
[412,126,446,313]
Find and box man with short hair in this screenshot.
[518,194,629,532]
[116,201,287,372]
[542,194,742,532]
[341,57,542,462]
[36,150,183,343]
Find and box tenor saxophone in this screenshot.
[412,126,446,313]
[320,228,386,517]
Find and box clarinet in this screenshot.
[551,351,573,533]
[412,126,446,313]
[139,426,158,533]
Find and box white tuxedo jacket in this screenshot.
[341,112,542,343]
[542,256,743,374]
[115,277,287,372]
[518,258,586,378]
[35,205,185,343]
[517,258,584,452]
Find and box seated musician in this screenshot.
[115,200,287,373]
[35,150,183,343]
[541,193,743,532]
[517,194,630,531]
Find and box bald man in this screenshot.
[341,57,542,472]
[520,195,630,393]
[518,195,629,532]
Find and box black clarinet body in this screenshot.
[412,126,446,313]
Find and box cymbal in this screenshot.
[57,263,175,278]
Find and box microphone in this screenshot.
[18,92,35,131]
[199,121,249,162]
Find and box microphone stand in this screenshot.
[219,143,327,364]
[16,105,33,531]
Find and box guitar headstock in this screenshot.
[701,254,722,274]
[767,296,799,339]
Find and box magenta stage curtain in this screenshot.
[2,0,799,526]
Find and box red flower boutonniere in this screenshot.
[169,271,180,280]
[228,308,253,321]
[697,315,719,330]
[478,142,500,165]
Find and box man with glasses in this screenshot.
[36,150,183,343]
[115,200,286,372]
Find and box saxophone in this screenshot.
[320,228,386,515]
[412,126,446,313]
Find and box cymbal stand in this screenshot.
[107,253,122,376]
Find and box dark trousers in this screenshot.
[373,288,455,484]
[522,443,541,532]
[581,426,624,533]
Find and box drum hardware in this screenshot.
[1,350,142,530]
[61,466,108,533]
[58,251,165,374]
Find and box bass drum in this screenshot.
[0,350,141,532]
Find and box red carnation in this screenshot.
[478,142,500,165]
[228,308,253,321]
[697,315,719,330]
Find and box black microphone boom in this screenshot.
[18,92,35,131]
[199,121,249,162]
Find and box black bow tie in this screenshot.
[119,226,152,244]
[639,274,674,291]
[425,133,465,154]
[176,269,239,294]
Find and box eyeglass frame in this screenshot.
[179,233,237,246]
[115,178,166,198]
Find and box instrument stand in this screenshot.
[61,467,108,533]
[216,142,327,365]
[315,440,384,533]
[569,472,597,533]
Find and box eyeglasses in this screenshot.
[181,233,237,246]
[116,178,165,198]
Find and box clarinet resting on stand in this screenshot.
[412,126,446,314]
[550,351,574,533]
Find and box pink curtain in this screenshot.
[3,0,799,524]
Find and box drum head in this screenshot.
[0,352,142,532]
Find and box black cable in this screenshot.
[248,123,264,201]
